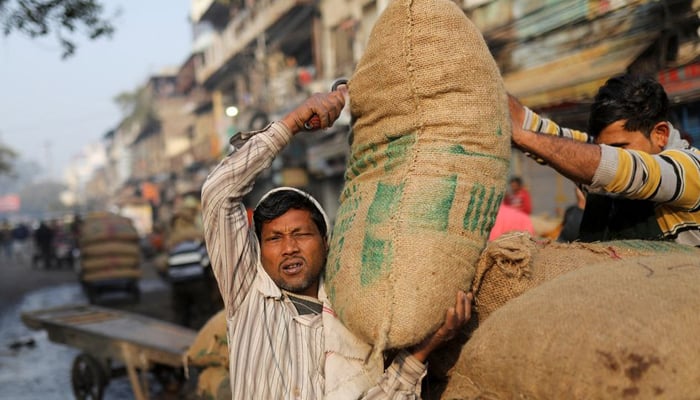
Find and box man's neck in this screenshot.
[284,291,323,315]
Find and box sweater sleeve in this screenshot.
[592,145,700,210]
[522,107,593,143]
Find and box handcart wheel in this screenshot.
[71,353,108,400]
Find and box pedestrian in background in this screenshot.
[504,176,532,215]
[33,221,54,269]
[11,221,31,264]
[489,202,535,241]
[558,187,586,243]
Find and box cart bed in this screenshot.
[22,304,197,368]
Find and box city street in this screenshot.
[0,254,187,400]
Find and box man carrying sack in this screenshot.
[201,86,472,399]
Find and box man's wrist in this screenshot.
[281,115,300,135]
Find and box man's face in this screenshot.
[595,120,669,154]
[509,181,520,193]
[259,208,327,298]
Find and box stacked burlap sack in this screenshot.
[78,211,142,283]
[443,251,700,399]
[325,0,511,353]
[472,232,700,322]
[422,234,700,397]
[183,309,230,399]
[153,204,205,275]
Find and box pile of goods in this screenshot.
[78,212,142,297]
[472,233,700,322]
[443,251,700,399]
[183,309,230,399]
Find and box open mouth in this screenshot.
[282,261,303,275]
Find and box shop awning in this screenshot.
[504,32,657,108]
[659,61,700,103]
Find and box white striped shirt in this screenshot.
[201,122,426,399]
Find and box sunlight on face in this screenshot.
[259,209,327,298]
[595,120,657,153]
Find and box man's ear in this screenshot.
[651,122,670,150]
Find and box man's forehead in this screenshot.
[263,209,316,230]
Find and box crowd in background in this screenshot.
[0,216,81,269]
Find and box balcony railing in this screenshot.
[196,0,297,85]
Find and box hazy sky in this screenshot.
[0,1,192,181]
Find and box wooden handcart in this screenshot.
[21,304,197,400]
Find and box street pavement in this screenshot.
[0,250,191,399]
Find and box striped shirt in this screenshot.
[201,122,426,399]
[522,108,700,246]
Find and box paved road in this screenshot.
[0,251,194,400]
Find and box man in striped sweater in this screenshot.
[509,74,700,246]
[201,88,472,399]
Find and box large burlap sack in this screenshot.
[474,233,700,322]
[79,211,139,246]
[80,268,142,282]
[80,255,140,272]
[167,226,203,251]
[196,366,230,400]
[184,309,228,368]
[80,241,141,258]
[325,0,510,350]
[444,254,700,399]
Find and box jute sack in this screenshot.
[184,309,228,368]
[80,255,140,272]
[473,233,700,322]
[325,0,510,350]
[195,366,230,400]
[81,268,142,282]
[167,226,203,251]
[80,241,141,258]
[80,212,139,246]
[443,253,700,399]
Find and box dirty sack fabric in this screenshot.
[326,0,511,352]
[443,253,700,399]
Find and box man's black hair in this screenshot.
[253,190,328,241]
[509,176,523,185]
[588,74,669,138]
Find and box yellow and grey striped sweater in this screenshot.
[523,108,700,246]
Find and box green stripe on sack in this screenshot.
[480,186,497,236]
[468,184,487,232]
[384,133,415,172]
[463,183,501,233]
[448,144,509,164]
[361,233,393,286]
[359,182,403,286]
[408,175,457,232]
[367,182,403,224]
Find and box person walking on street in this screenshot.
[33,221,55,269]
[509,74,700,245]
[11,222,31,264]
[201,88,472,399]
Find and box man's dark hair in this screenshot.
[588,74,669,138]
[510,176,523,186]
[254,190,328,241]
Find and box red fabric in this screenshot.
[504,188,532,215]
[489,204,535,241]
